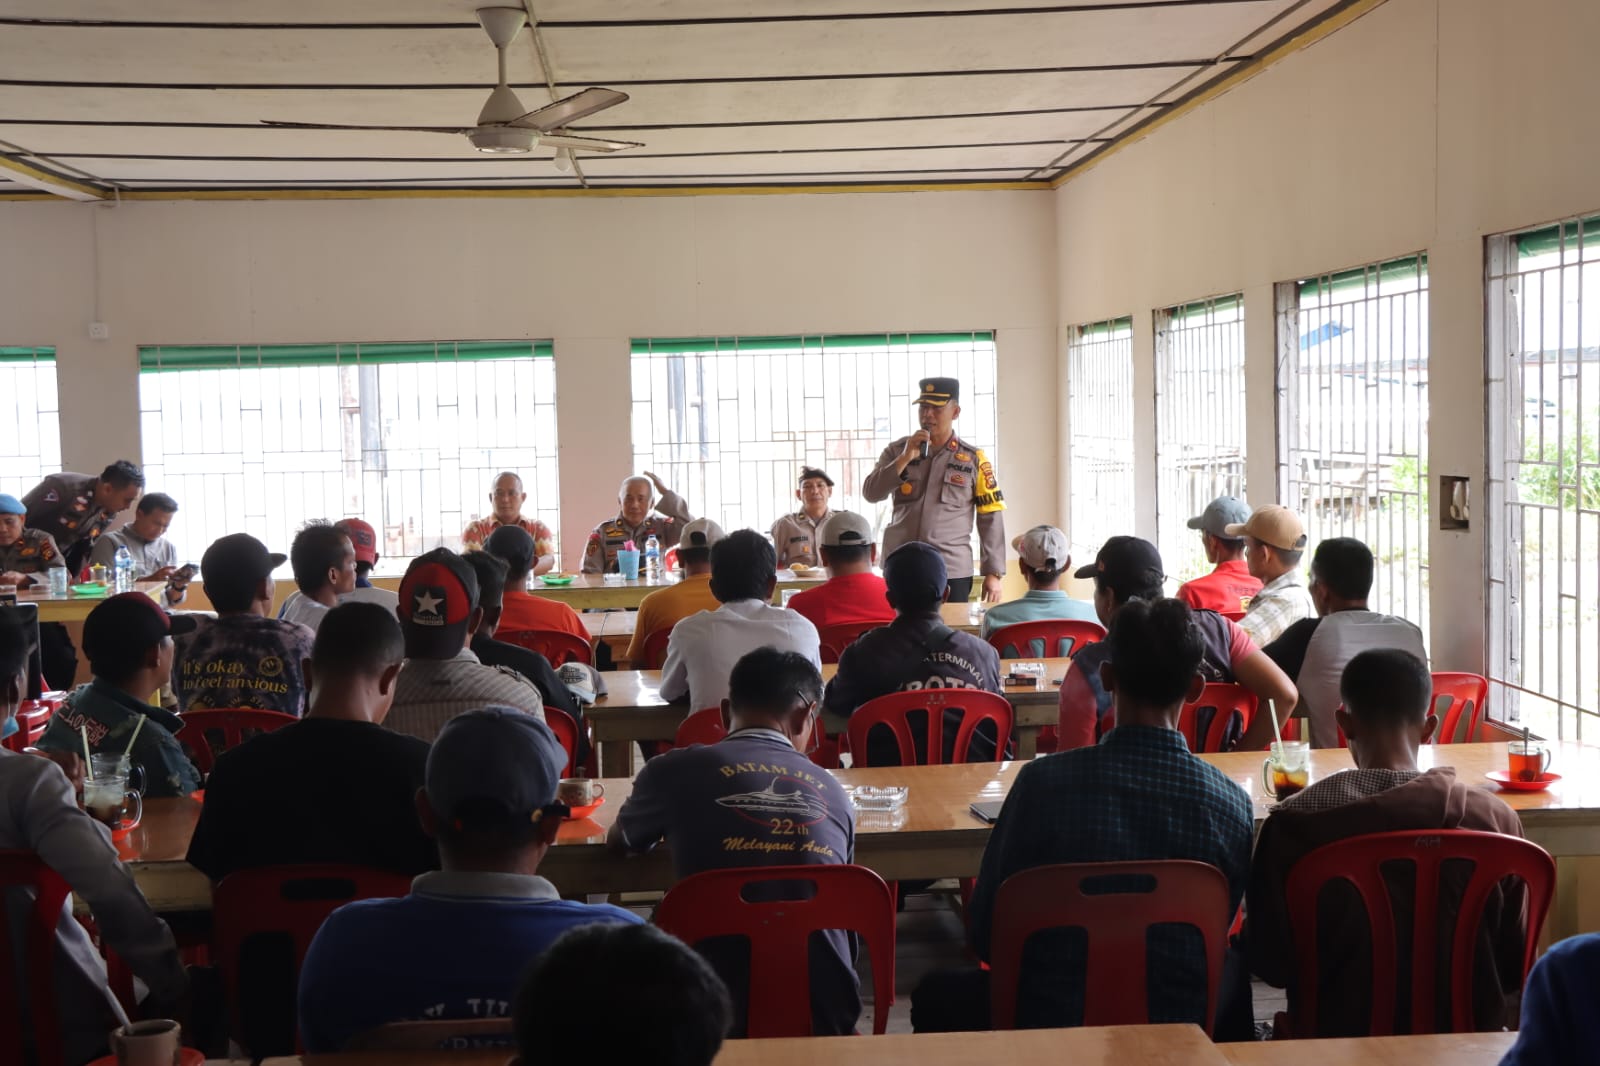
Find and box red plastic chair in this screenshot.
[544,706,582,777]
[986,619,1106,661]
[213,864,413,1054]
[0,852,73,1066]
[1283,829,1555,1037]
[2,698,57,752]
[638,625,674,670]
[1179,682,1257,753]
[816,620,887,665]
[846,689,1013,768]
[497,628,594,667]
[654,863,896,1037]
[989,860,1232,1033]
[674,707,728,748]
[1431,672,1489,745]
[176,707,298,775]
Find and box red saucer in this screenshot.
[1487,770,1561,792]
[87,1048,204,1066]
[110,820,136,842]
[567,796,606,819]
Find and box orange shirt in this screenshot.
[498,586,588,641]
[624,573,720,665]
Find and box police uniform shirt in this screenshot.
[0,528,67,577]
[862,436,1007,582]
[770,509,835,569]
[580,488,693,574]
[22,473,116,569]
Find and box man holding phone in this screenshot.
[89,493,192,605]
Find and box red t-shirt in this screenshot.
[1177,560,1261,618]
[498,587,588,641]
[785,572,895,632]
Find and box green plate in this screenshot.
[70,583,110,597]
[539,575,575,586]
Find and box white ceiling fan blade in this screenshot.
[510,88,629,132]
[536,133,644,153]
[260,120,471,134]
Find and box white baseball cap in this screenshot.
[680,518,726,549]
[1012,525,1070,571]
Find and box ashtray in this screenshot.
[849,785,908,811]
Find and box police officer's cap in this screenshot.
[914,378,959,408]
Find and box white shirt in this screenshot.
[341,585,400,614]
[659,598,822,711]
[1299,610,1429,748]
[280,594,332,633]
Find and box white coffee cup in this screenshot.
[558,778,605,806]
[110,1018,182,1066]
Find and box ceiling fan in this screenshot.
[260,6,642,161]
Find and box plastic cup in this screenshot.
[616,549,641,580]
[48,568,70,597]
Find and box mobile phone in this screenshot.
[172,563,198,581]
[969,800,1004,824]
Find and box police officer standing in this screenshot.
[580,471,694,574]
[863,378,1006,603]
[23,459,145,575]
[769,466,837,570]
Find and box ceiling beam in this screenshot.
[0,151,106,200]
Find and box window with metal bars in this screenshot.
[1155,296,1246,585]
[1276,256,1429,634]
[1488,215,1600,740]
[137,341,559,572]
[1066,318,1134,561]
[0,347,61,500]
[630,333,998,544]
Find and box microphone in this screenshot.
[919,439,930,460]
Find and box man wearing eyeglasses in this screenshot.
[608,646,859,1037]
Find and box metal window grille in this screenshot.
[630,333,999,546]
[1277,256,1429,634]
[1155,296,1247,585]
[137,341,559,571]
[0,348,61,499]
[1488,215,1600,740]
[1066,318,1134,560]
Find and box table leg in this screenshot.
[600,739,631,778]
[1015,725,1038,760]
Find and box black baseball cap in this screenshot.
[83,592,172,676]
[399,548,479,659]
[201,533,286,583]
[1074,535,1167,590]
[484,524,536,573]
[883,541,947,602]
[426,707,568,829]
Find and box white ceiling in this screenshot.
[0,0,1356,196]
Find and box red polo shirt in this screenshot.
[1177,559,1261,618]
[785,572,895,631]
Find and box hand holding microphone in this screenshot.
[899,427,933,470]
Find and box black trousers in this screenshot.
[39,622,77,692]
[946,576,974,604]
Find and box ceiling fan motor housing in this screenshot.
[469,127,535,153]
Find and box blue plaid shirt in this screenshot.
[969,725,1253,1027]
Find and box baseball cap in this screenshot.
[914,377,960,408]
[0,494,24,516]
[336,518,378,565]
[1074,535,1166,590]
[680,518,726,550]
[820,510,874,548]
[201,533,286,583]
[1013,525,1070,571]
[883,541,947,603]
[83,592,171,671]
[398,548,479,658]
[798,466,834,488]
[1223,504,1307,552]
[556,661,608,705]
[484,524,536,573]
[425,707,568,829]
[1187,496,1251,539]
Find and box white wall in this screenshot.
[1054,0,1600,672]
[0,190,1058,572]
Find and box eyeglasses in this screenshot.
[795,690,821,754]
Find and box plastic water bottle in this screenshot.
[113,545,135,593]
[644,535,661,578]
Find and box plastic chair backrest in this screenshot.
[1284,829,1554,1037]
[497,628,594,667]
[346,1018,514,1050]
[0,852,72,1066]
[986,619,1106,660]
[654,863,896,1037]
[1431,672,1489,745]
[638,625,674,670]
[1179,682,1257,753]
[2,699,56,752]
[544,706,581,777]
[213,864,412,1054]
[988,860,1232,1032]
[674,707,727,748]
[816,620,886,665]
[846,689,1013,767]
[176,707,298,775]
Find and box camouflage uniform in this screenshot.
[0,528,67,582]
[580,489,693,574]
[862,435,1007,583]
[22,472,117,574]
[770,509,836,570]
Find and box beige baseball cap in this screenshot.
[820,510,875,547]
[1223,505,1307,551]
[680,518,726,549]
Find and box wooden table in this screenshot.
[513,568,828,611]
[17,580,165,623]
[588,658,1069,776]
[264,1023,1226,1065]
[1219,1031,1515,1064]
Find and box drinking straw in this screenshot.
[123,714,147,758]
[1267,699,1284,751]
[80,725,94,780]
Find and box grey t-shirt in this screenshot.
[615,728,859,1035]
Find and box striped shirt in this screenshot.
[384,648,546,744]
[1238,569,1316,647]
